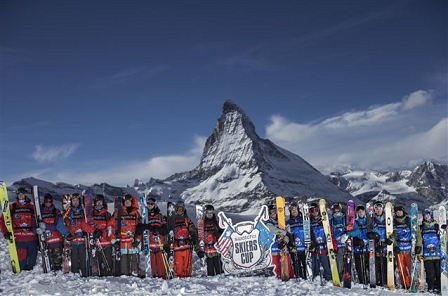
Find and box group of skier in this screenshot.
[266,198,446,294]
[0,187,225,279]
[1,187,446,294]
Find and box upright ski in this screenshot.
[32,186,52,273]
[276,196,289,281]
[0,182,20,273]
[409,203,420,293]
[113,197,122,276]
[366,202,376,288]
[439,205,448,296]
[343,200,356,288]
[319,198,340,286]
[385,202,395,290]
[196,205,206,276]
[300,201,313,280]
[138,194,151,278]
[82,189,97,276]
[62,194,72,274]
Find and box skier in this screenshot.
[309,202,333,282]
[39,193,72,271]
[111,194,142,276]
[330,202,346,279]
[135,197,169,278]
[90,194,113,276]
[0,187,38,271]
[64,193,92,277]
[286,201,307,280]
[202,204,224,276]
[346,205,369,285]
[392,205,412,289]
[416,208,442,294]
[169,200,200,278]
[265,204,294,279]
[366,201,388,287]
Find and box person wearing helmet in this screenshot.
[309,202,333,282]
[168,200,199,278]
[330,202,346,279]
[416,209,441,293]
[110,194,142,276]
[64,193,91,277]
[39,193,72,272]
[286,201,307,280]
[202,204,224,276]
[87,194,113,276]
[135,197,169,279]
[393,205,412,289]
[265,203,294,279]
[0,187,38,271]
[346,204,369,285]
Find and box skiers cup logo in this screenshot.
[216,205,275,275]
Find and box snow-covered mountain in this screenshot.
[137,100,355,214]
[329,160,448,210]
[5,101,447,214]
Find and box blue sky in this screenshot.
[1,0,447,186]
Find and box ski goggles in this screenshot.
[268,208,277,215]
[310,207,319,213]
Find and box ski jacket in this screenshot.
[172,213,198,252]
[416,220,440,260]
[310,216,338,254]
[147,207,168,251]
[330,213,346,249]
[113,197,142,254]
[41,204,70,247]
[266,218,290,255]
[90,206,113,247]
[286,216,306,252]
[203,215,223,257]
[347,216,368,253]
[373,214,387,253]
[64,206,90,245]
[0,201,38,243]
[393,215,412,253]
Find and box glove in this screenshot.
[367,231,380,241]
[132,239,140,248]
[148,225,156,232]
[65,233,73,241]
[385,238,393,246]
[442,224,447,230]
[415,246,422,254]
[353,237,364,247]
[4,231,12,240]
[417,254,423,261]
[36,228,44,235]
[164,244,171,254]
[394,245,400,254]
[93,229,102,240]
[135,224,145,236]
[310,242,317,252]
[197,250,205,258]
[278,241,286,250]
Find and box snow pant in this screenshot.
[424,259,441,293]
[48,247,63,271]
[16,240,38,271]
[206,255,223,276]
[120,253,139,276]
[97,246,113,276]
[150,250,169,279]
[354,252,369,285]
[311,252,332,281]
[336,247,345,279]
[375,252,387,287]
[396,252,411,289]
[291,251,307,280]
[272,253,295,279]
[70,243,88,277]
[174,248,193,278]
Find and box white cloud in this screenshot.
[265,90,447,173]
[401,90,433,111]
[32,144,79,163]
[33,136,207,186]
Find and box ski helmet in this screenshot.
[394,205,406,216]
[94,194,105,204]
[204,204,214,212]
[175,200,185,209]
[374,201,384,211]
[310,203,319,213]
[422,208,433,220]
[146,197,156,204]
[268,204,276,215]
[356,205,365,212]
[289,201,299,209]
[331,203,342,212]
[16,187,27,195]
[44,193,53,202]
[123,194,133,205]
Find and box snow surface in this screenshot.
[0,204,435,296]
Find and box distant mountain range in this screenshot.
[6,101,447,214]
